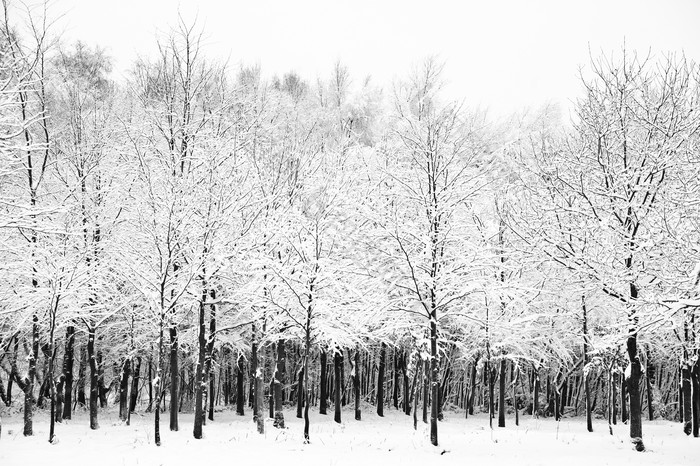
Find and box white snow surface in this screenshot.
[0,408,695,466]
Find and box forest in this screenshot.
[0,1,699,462]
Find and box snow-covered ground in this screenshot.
[0,408,695,465]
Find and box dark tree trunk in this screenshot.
[646,357,654,421]
[236,355,245,415]
[6,371,13,407]
[23,315,39,436]
[438,358,450,421]
[560,379,568,419]
[48,356,57,443]
[583,297,592,432]
[377,342,386,417]
[413,358,421,429]
[269,377,274,419]
[119,358,131,421]
[682,362,692,435]
[691,361,699,437]
[251,325,259,424]
[206,289,217,421]
[77,345,86,407]
[625,279,644,451]
[627,334,644,450]
[487,361,495,427]
[532,364,540,418]
[62,325,75,419]
[353,349,361,421]
[320,349,327,415]
[334,350,343,424]
[621,374,628,423]
[585,371,592,431]
[130,356,141,413]
[612,370,618,425]
[393,349,399,410]
[296,367,304,418]
[402,352,410,415]
[255,335,265,434]
[193,292,206,439]
[87,326,99,430]
[423,358,429,424]
[147,357,153,412]
[169,326,179,431]
[96,351,107,408]
[498,359,506,427]
[468,360,478,416]
[154,319,165,446]
[430,312,439,446]
[273,339,285,428]
[513,365,520,426]
[55,376,64,424]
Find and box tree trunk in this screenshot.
[691,361,699,438]
[169,326,179,431]
[23,315,39,436]
[682,361,692,435]
[269,377,274,419]
[77,345,86,408]
[621,374,628,423]
[62,326,75,420]
[393,349,399,410]
[430,314,439,446]
[402,352,410,415]
[130,357,141,413]
[96,351,107,409]
[334,350,343,423]
[119,358,131,421]
[154,316,165,446]
[646,356,654,421]
[560,378,568,419]
[513,365,520,426]
[206,289,217,421]
[468,359,478,416]
[423,358,429,424]
[147,356,153,412]
[354,349,361,421]
[193,292,206,439]
[487,361,495,427]
[296,367,304,418]
[55,376,64,424]
[627,333,644,450]
[612,370,618,425]
[498,358,506,427]
[413,358,422,429]
[303,327,311,442]
[251,324,259,425]
[320,348,327,415]
[377,342,386,417]
[7,370,13,407]
[583,298,592,432]
[236,355,245,415]
[255,341,265,434]
[273,339,285,428]
[532,364,540,418]
[87,326,99,430]
[48,367,56,443]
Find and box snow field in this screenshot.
[0,408,696,465]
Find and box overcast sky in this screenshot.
[45,0,700,118]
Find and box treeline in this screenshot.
[0,1,699,451]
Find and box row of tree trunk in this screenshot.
[3,329,699,441]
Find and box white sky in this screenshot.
[44,0,700,118]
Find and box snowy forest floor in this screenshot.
[0,407,695,465]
